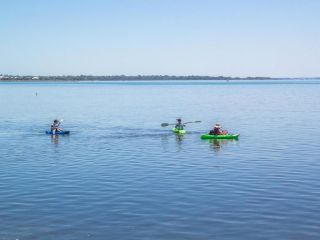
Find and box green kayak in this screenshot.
[172,128,186,134]
[201,134,239,140]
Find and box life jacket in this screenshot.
[51,122,60,128]
[175,123,184,130]
[212,127,222,135]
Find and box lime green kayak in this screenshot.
[172,128,186,134]
[201,134,239,140]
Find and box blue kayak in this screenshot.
[46,130,70,135]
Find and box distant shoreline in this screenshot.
[1,75,319,82]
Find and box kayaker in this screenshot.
[51,119,62,133]
[209,123,228,135]
[175,118,185,130]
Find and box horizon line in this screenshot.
[1,74,320,79]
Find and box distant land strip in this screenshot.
[0,75,319,81]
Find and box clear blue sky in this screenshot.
[1,0,319,77]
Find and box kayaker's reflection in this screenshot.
[210,139,239,152]
[175,134,184,144]
[51,134,59,145]
[210,139,227,152]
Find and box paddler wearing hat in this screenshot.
[209,123,228,135]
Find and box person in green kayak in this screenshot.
[209,123,228,135]
[51,119,63,133]
[175,118,185,130]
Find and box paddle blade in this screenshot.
[161,123,169,127]
[184,120,201,124]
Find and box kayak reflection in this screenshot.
[50,132,70,146]
[208,139,238,152]
[175,133,185,144]
[51,134,59,146]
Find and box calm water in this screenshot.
[0,80,320,240]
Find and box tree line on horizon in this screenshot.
[0,74,276,81]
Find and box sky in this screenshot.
[0,0,319,77]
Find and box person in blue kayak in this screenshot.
[175,118,185,130]
[209,123,228,135]
[51,119,63,133]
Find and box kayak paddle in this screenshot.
[161,120,201,127]
[184,120,201,124]
[161,123,175,127]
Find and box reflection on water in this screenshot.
[51,134,59,146]
[50,134,70,147]
[207,139,239,152]
[175,133,185,143]
[160,132,185,151]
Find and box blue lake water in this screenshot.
[0,80,320,239]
